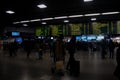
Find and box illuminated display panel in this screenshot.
[87,35,97,41]
[81,35,87,41]
[12,32,20,36]
[76,36,81,41]
[15,37,22,44]
[96,35,104,41]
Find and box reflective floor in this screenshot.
[0,49,119,80]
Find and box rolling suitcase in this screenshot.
[51,60,64,76]
[55,60,64,75]
[56,60,64,70]
[70,60,80,76]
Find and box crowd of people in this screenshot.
[1,35,120,78]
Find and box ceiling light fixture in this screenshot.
[102,12,120,15]
[30,19,41,22]
[42,22,47,24]
[12,11,119,24]
[64,20,69,23]
[13,22,20,24]
[91,18,96,21]
[84,13,100,16]
[37,4,47,8]
[6,10,15,14]
[20,20,30,23]
[54,16,68,19]
[69,15,84,18]
[23,24,28,26]
[41,18,54,21]
[84,0,93,2]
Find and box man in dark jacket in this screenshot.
[66,36,76,70]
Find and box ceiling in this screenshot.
[0,0,120,27]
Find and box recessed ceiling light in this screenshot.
[91,18,96,21]
[6,10,15,14]
[84,0,93,2]
[37,4,47,8]
[42,22,47,24]
[102,12,120,15]
[64,20,69,23]
[23,24,28,26]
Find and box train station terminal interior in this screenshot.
[0,0,120,80]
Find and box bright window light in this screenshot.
[41,18,53,21]
[64,20,69,23]
[84,13,100,16]
[6,10,15,14]
[42,22,47,24]
[54,16,68,19]
[102,12,120,15]
[84,0,93,2]
[91,18,96,21]
[37,4,47,8]
[69,15,84,18]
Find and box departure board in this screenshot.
[70,24,82,35]
[117,21,120,34]
[92,22,109,34]
[36,27,44,36]
[51,25,59,36]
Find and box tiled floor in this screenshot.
[0,49,119,80]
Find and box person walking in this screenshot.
[109,39,115,59]
[66,36,76,70]
[53,35,66,63]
